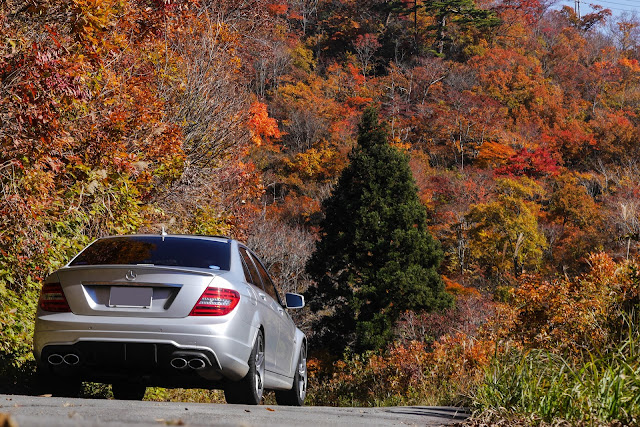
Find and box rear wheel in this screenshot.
[275,343,307,406]
[224,330,265,405]
[111,382,146,400]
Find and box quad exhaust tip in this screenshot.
[170,356,208,370]
[63,353,80,366]
[47,354,64,366]
[47,353,80,366]
[188,358,206,370]
[170,358,188,369]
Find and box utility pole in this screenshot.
[575,0,581,18]
[414,0,418,54]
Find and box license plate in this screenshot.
[109,287,152,308]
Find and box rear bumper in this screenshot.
[34,313,255,384]
[39,341,226,387]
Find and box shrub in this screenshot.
[474,326,640,425]
[307,342,434,407]
[509,253,640,354]
[471,254,640,424]
[307,334,495,407]
[0,282,38,393]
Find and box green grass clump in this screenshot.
[473,329,640,425]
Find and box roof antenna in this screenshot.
[161,226,167,241]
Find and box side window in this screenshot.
[250,252,282,305]
[239,248,261,288]
[239,257,252,284]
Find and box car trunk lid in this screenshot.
[54,265,221,318]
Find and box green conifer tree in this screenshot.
[421,0,500,57]
[305,107,452,353]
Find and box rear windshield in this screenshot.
[69,236,231,270]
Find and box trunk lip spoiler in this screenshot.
[57,264,225,277]
[81,281,184,288]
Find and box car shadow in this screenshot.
[384,406,471,421]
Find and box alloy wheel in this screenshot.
[254,333,265,400]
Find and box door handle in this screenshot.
[258,293,267,301]
[277,307,284,315]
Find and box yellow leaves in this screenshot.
[188,206,232,237]
[390,138,410,152]
[290,43,316,73]
[22,168,55,196]
[495,176,544,200]
[466,177,547,279]
[71,0,124,50]
[283,148,346,183]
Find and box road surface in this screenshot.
[0,394,469,426]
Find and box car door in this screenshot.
[248,252,295,377]
[238,247,279,375]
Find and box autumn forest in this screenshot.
[2,0,640,423]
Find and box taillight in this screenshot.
[39,283,71,312]
[190,287,240,316]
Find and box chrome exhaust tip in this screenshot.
[170,358,188,369]
[63,353,80,366]
[188,358,206,370]
[47,354,64,366]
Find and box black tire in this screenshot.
[36,368,82,398]
[275,343,307,406]
[111,382,146,400]
[224,330,265,405]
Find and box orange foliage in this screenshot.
[307,332,495,406]
[429,332,494,385]
[248,101,283,147]
[443,276,481,297]
[507,253,640,353]
[266,194,321,225]
[266,3,288,15]
[476,141,516,169]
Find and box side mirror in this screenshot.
[285,293,305,309]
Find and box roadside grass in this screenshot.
[143,387,226,403]
[472,329,640,425]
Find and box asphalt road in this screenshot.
[0,394,469,426]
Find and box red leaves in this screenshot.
[346,63,366,85]
[495,146,560,178]
[497,0,545,24]
[540,122,597,166]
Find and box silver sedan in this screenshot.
[33,234,307,405]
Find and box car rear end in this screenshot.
[33,235,258,389]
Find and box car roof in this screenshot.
[96,234,235,244]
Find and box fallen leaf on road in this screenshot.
[63,402,74,407]
[38,395,52,398]
[266,407,275,412]
[155,419,185,426]
[0,412,19,427]
[244,409,250,413]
